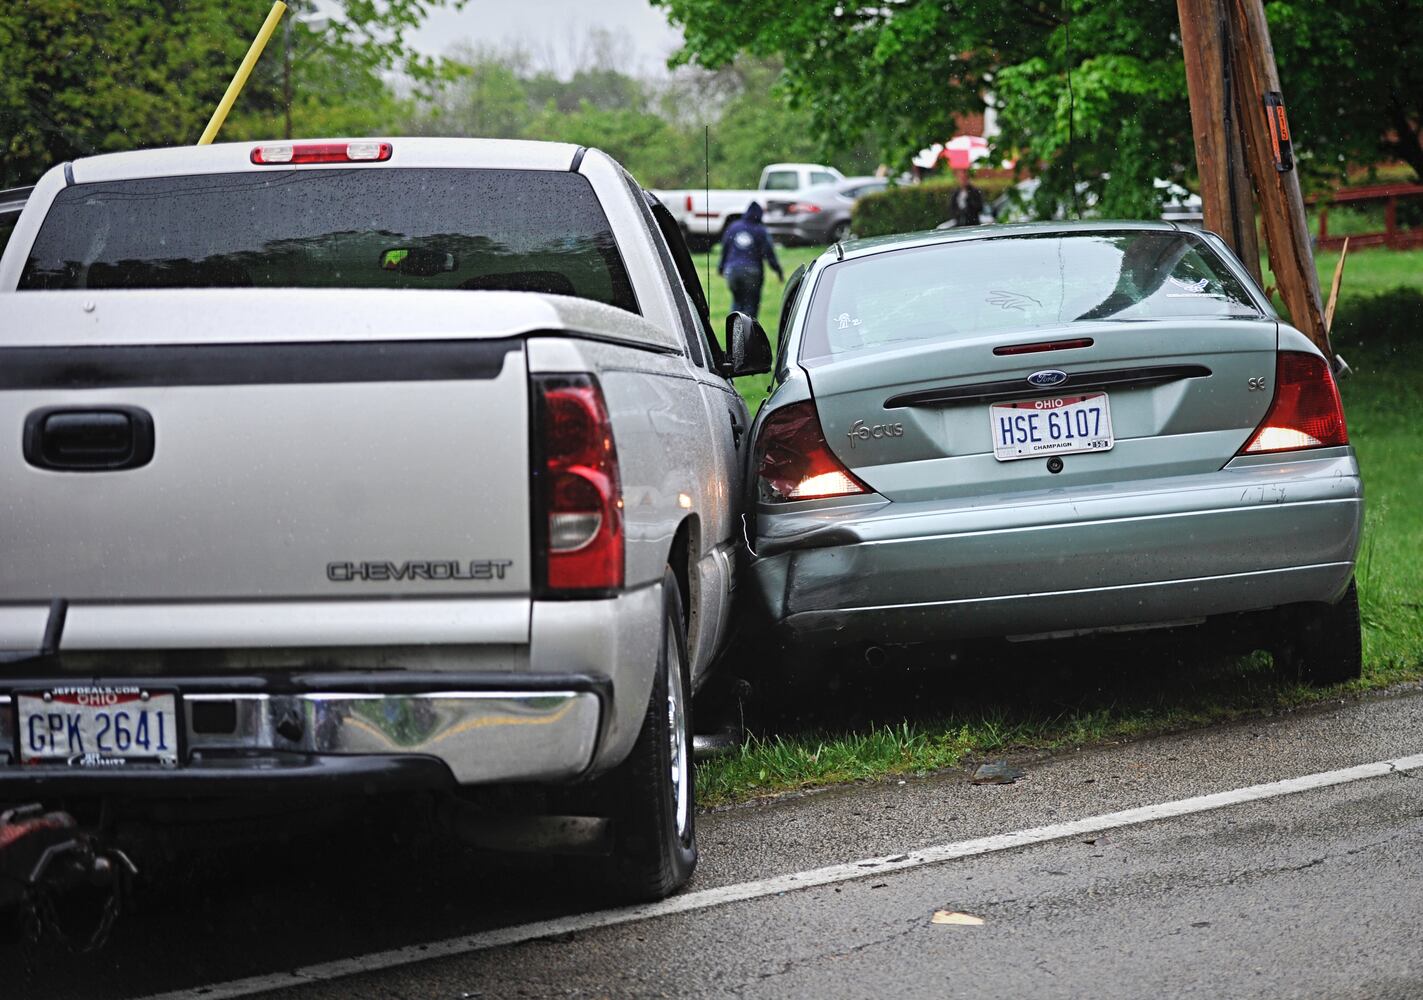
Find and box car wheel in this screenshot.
[595,568,697,901]
[1272,578,1363,686]
[829,220,851,243]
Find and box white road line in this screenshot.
[136,751,1423,1000]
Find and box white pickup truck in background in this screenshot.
[0,137,774,901]
[652,162,844,249]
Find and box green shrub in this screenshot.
[851,177,1018,238]
[1329,287,1423,353]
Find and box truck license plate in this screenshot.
[991,392,1115,461]
[17,687,179,767]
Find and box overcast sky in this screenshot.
[408,0,686,76]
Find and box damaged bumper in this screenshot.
[749,449,1363,647]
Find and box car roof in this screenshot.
[832,219,1187,262]
[780,177,885,201]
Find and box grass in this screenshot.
[1298,246,1423,301]
[1336,291,1423,677]
[698,655,1336,807]
[699,244,824,411]
[695,244,1423,808]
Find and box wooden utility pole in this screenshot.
[1175,0,1260,283]
[1176,0,1333,358]
[1226,0,1330,356]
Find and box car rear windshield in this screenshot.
[800,230,1262,362]
[19,168,639,313]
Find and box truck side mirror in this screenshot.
[724,312,772,379]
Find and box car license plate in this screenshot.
[17,686,179,767]
[991,392,1114,461]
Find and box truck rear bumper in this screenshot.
[0,672,606,795]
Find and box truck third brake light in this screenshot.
[250,141,393,165]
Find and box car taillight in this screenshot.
[533,375,623,594]
[754,401,869,503]
[786,202,822,215]
[1241,351,1348,454]
[250,141,393,165]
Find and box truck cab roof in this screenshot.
[62,137,584,184]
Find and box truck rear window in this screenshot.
[18,168,639,313]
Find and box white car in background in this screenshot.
[652,162,844,249]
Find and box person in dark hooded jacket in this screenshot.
[717,201,783,319]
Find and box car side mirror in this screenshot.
[724,312,772,379]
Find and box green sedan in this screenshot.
[743,222,1363,684]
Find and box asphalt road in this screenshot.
[8,683,1423,999]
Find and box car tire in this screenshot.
[1272,578,1363,686]
[594,569,697,901]
[829,220,851,243]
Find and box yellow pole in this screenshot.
[197,1,288,145]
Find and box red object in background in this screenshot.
[943,135,989,171]
[1307,183,1423,252]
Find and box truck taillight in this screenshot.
[685,194,694,212]
[250,141,393,165]
[754,401,869,503]
[1241,352,1349,454]
[533,375,624,594]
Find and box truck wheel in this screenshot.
[1272,578,1363,686]
[597,569,697,901]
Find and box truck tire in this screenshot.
[596,569,697,901]
[1272,578,1363,686]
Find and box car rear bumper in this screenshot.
[748,449,1363,646]
[766,219,830,244]
[0,672,606,796]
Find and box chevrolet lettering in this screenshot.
[326,560,515,582]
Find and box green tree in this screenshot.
[705,61,846,188]
[653,0,1423,218]
[0,0,460,187]
[1269,0,1423,183]
[652,1,1027,178]
[522,102,702,189]
[421,45,534,139]
[991,2,1193,219]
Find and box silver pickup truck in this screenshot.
[0,138,772,900]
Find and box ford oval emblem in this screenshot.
[1027,369,1068,388]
